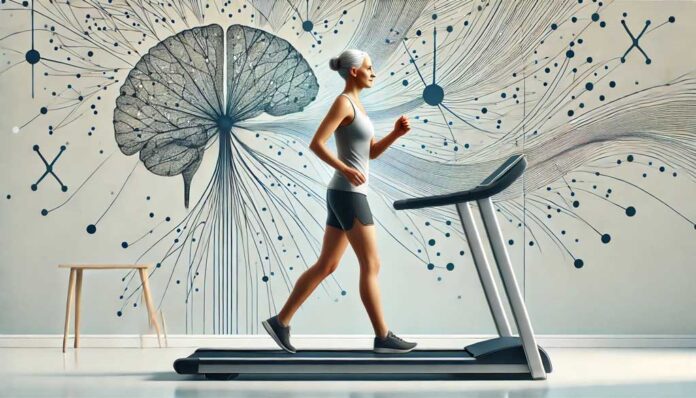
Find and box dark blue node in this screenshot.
[341,290,347,296]
[217,115,234,132]
[601,233,611,243]
[302,20,313,32]
[574,259,584,268]
[422,84,444,106]
[402,79,408,86]
[446,263,454,271]
[86,224,96,234]
[669,16,675,23]
[591,13,600,22]
[31,184,38,191]
[428,238,436,246]
[121,241,128,248]
[262,275,269,282]
[625,206,636,217]
[551,23,558,30]
[427,263,435,270]
[585,82,593,90]
[25,49,41,64]
[61,185,68,192]
[566,49,574,58]
[117,311,123,317]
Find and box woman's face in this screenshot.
[350,55,376,88]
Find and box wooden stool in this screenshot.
[59,264,162,352]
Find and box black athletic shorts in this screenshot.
[326,189,374,231]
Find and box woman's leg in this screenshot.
[344,218,389,338]
[277,224,349,326]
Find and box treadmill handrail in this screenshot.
[393,155,527,210]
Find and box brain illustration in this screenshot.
[114,24,319,207]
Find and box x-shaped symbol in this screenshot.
[32,144,68,192]
[620,19,651,65]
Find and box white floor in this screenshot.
[1,347,695,397]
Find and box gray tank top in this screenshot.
[327,94,375,195]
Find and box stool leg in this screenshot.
[139,268,162,348]
[62,269,76,353]
[74,269,83,349]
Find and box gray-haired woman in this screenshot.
[263,49,416,354]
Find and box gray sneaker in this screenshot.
[374,330,417,353]
[262,315,296,353]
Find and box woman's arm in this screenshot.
[370,115,411,159]
[309,97,367,186]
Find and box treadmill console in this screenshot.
[478,154,525,187]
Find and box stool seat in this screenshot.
[60,263,162,352]
[59,264,150,269]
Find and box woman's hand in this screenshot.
[341,165,366,186]
[393,115,411,137]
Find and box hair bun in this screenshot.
[329,57,341,71]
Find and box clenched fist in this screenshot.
[393,115,411,137]
[341,166,366,186]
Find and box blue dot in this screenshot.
[25,49,41,64]
[428,239,436,246]
[551,23,558,30]
[591,13,600,22]
[302,20,313,32]
[601,234,611,243]
[262,275,269,282]
[446,263,454,271]
[573,200,580,208]
[402,79,409,86]
[574,259,584,268]
[446,25,453,32]
[508,239,514,245]
[86,224,96,234]
[427,263,435,270]
[341,290,347,296]
[625,206,636,217]
[669,16,675,23]
[566,49,574,58]
[117,311,123,317]
[609,81,616,88]
[585,82,593,90]
[481,107,487,114]
[121,241,128,248]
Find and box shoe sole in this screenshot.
[373,346,417,354]
[262,320,296,354]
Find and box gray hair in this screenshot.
[329,49,368,80]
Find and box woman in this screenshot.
[262,49,416,354]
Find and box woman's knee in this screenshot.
[315,260,339,276]
[360,257,380,275]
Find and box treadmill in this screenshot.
[174,154,552,380]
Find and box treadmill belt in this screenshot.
[189,349,474,360]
